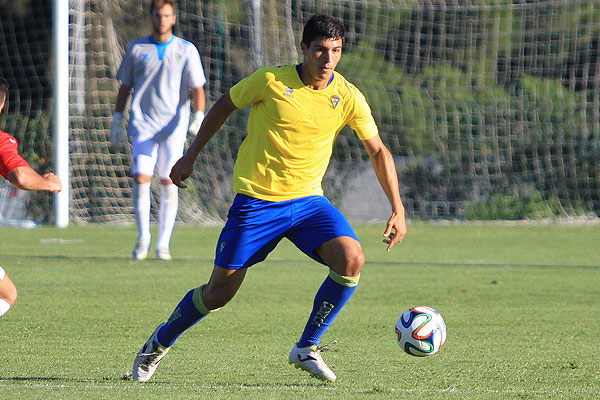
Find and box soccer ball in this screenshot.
[395,306,446,357]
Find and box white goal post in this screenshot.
[54,0,70,228]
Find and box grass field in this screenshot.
[0,222,598,399]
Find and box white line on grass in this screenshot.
[39,238,85,245]
[0,382,597,396]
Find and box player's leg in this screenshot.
[287,196,364,382]
[156,266,247,347]
[131,137,159,260]
[132,266,246,382]
[154,137,185,260]
[132,173,152,260]
[155,195,289,346]
[0,266,17,317]
[132,194,290,382]
[300,236,364,345]
[288,237,363,382]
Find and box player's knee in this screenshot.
[1,281,17,306]
[6,286,17,305]
[338,246,365,277]
[134,174,152,184]
[349,248,365,274]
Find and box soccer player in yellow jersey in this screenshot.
[132,14,406,383]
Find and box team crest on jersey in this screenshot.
[283,87,294,98]
[330,95,340,109]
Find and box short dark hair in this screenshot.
[150,0,176,15]
[0,78,8,103]
[301,14,345,46]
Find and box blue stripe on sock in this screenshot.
[297,275,357,348]
[157,288,207,347]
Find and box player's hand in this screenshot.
[43,172,62,193]
[110,112,125,148]
[169,155,195,189]
[188,110,204,136]
[383,210,406,252]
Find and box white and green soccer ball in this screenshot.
[395,306,446,357]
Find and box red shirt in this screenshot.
[0,130,29,179]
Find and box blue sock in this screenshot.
[297,272,359,348]
[156,286,210,347]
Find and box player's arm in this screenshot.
[7,166,62,193]
[191,86,205,113]
[188,86,206,135]
[170,92,237,188]
[111,85,132,146]
[362,134,406,251]
[114,84,132,113]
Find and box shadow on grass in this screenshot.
[0,376,339,391]
[0,375,159,385]
[0,376,130,382]
[1,377,63,382]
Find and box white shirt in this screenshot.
[117,35,206,141]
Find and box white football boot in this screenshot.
[289,341,337,382]
[155,247,172,261]
[132,323,171,382]
[132,238,150,260]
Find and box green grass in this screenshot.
[0,222,599,399]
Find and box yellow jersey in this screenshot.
[229,64,378,201]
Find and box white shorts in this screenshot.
[0,266,5,280]
[131,136,186,180]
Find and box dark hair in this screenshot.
[150,0,176,15]
[0,78,8,102]
[301,14,345,46]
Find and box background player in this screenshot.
[0,78,62,317]
[131,14,406,382]
[111,0,206,260]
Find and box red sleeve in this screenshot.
[0,130,29,179]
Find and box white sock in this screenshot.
[134,182,152,242]
[157,184,178,250]
[0,299,10,317]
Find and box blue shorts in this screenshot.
[214,194,358,269]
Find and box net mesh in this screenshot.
[3,0,600,223]
[0,179,35,228]
[0,1,55,223]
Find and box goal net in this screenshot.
[0,1,54,224]
[0,180,35,229]
[3,0,600,223]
